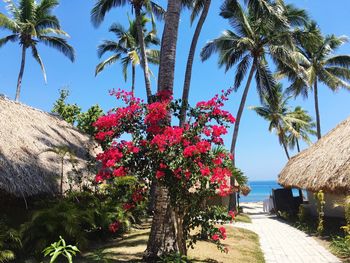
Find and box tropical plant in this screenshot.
[250,84,306,159]
[144,0,182,259]
[0,221,21,263]
[52,89,81,125]
[200,0,307,209]
[21,199,95,256]
[91,0,164,102]
[95,15,160,94]
[287,106,316,152]
[0,0,75,101]
[42,236,79,263]
[179,0,211,126]
[44,146,77,196]
[201,0,308,160]
[77,105,103,136]
[279,22,350,139]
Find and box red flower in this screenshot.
[183,145,198,157]
[200,166,211,177]
[219,227,227,240]
[113,166,127,177]
[228,210,236,221]
[123,203,135,211]
[211,234,220,241]
[109,221,121,233]
[156,170,165,179]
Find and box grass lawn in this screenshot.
[80,225,264,262]
[235,213,252,223]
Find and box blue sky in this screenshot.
[0,0,349,181]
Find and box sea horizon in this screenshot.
[239,180,282,203]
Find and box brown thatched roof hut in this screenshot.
[0,97,99,199]
[278,116,350,195]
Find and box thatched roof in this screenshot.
[0,97,99,198]
[278,116,350,195]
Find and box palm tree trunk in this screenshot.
[15,45,27,102]
[179,0,211,126]
[144,0,182,260]
[296,138,301,153]
[228,63,256,211]
[282,140,290,160]
[313,81,321,139]
[135,7,152,102]
[60,158,64,196]
[131,64,136,95]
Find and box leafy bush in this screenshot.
[21,199,95,256]
[0,220,21,263]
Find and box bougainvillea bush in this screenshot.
[93,89,237,253]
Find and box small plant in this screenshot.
[85,249,112,263]
[297,204,307,223]
[43,236,79,263]
[314,190,325,236]
[0,221,21,263]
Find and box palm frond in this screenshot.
[31,44,47,83]
[91,0,127,27]
[0,13,18,31]
[39,36,75,62]
[233,54,251,90]
[325,55,350,68]
[95,53,121,76]
[0,34,17,47]
[97,40,127,58]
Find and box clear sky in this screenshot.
[0,0,349,181]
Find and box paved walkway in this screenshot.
[232,202,341,263]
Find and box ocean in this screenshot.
[239,180,280,203]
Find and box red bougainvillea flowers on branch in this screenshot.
[93,88,237,251]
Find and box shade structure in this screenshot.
[278,115,350,195]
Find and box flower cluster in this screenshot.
[94,89,237,251]
[109,220,121,233]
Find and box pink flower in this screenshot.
[211,234,220,241]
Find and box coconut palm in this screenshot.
[179,0,211,126]
[287,106,316,152]
[0,0,75,101]
[280,22,350,139]
[250,84,306,159]
[200,0,306,162]
[95,16,160,94]
[144,0,182,260]
[91,0,164,102]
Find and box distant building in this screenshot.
[278,116,350,218]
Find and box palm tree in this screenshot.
[91,0,164,102]
[0,0,75,101]
[250,84,306,159]
[95,16,160,94]
[144,0,182,261]
[200,0,306,163]
[280,23,350,139]
[200,0,307,209]
[179,0,211,126]
[287,106,316,152]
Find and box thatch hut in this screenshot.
[0,96,99,207]
[278,116,350,218]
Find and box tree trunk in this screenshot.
[131,64,136,95]
[156,0,181,93]
[179,0,211,126]
[313,81,321,140]
[144,0,182,260]
[15,45,27,102]
[296,138,301,153]
[282,139,290,160]
[228,63,256,211]
[135,7,152,102]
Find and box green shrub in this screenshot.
[21,199,95,256]
[0,220,21,263]
[330,236,350,259]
